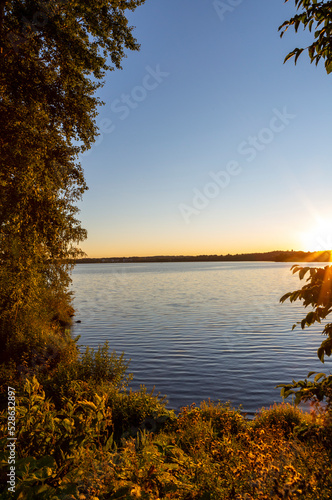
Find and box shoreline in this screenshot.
[75,249,332,264]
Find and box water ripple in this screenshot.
[71,262,331,413]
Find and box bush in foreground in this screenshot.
[1,341,332,499]
[252,402,309,437]
[1,375,332,499]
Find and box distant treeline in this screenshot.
[76,250,332,264]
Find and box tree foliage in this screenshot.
[280,265,332,363]
[0,0,145,350]
[279,0,332,73]
[279,265,332,405]
[278,3,332,406]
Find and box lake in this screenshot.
[71,261,330,416]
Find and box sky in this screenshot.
[77,0,332,258]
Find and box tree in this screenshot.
[278,2,332,407]
[279,266,332,405]
[279,0,332,73]
[0,1,145,355]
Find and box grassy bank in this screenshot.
[1,338,332,499]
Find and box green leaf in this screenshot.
[317,346,325,363]
[284,50,297,63]
[299,267,310,280]
[294,48,304,64]
[280,292,292,303]
[314,372,326,383]
[105,433,114,451]
[326,60,332,73]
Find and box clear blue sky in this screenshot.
[77,0,332,257]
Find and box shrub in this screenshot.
[199,399,246,435]
[108,386,172,439]
[0,328,79,409]
[0,376,114,499]
[252,402,310,437]
[43,342,132,407]
[172,401,246,458]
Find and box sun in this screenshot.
[300,218,332,252]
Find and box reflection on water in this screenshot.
[71,262,330,415]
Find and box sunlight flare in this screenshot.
[300,218,332,253]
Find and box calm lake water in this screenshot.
[71,262,330,416]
